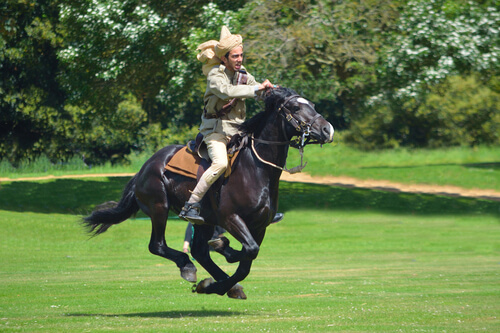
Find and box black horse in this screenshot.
[82,87,334,299]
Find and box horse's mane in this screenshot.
[238,87,298,136]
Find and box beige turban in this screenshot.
[196,26,243,76]
[215,26,243,58]
[197,40,220,76]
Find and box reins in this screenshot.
[250,135,307,174]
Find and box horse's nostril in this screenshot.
[323,123,334,142]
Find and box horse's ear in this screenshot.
[263,88,274,99]
[264,88,282,111]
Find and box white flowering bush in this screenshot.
[59,0,175,81]
[55,0,233,163]
[381,0,499,100]
[349,0,500,148]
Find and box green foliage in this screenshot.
[58,1,205,97]
[1,1,243,166]
[0,0,66,165]
[239,0,402,128]
[57,1,244,126]
[416,75,500,147]
[347,73,500,149]
[343,104,403,150]
[345,0,500,148]
[3,0,500,167]
[62,93,151,165]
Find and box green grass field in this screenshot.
[1,177,499,332]
[293,143,500,191]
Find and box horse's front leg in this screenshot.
[194,219,266,298]
[209,214,261,263]
[191,224,249,299]
[195,259,253,298]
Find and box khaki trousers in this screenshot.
[188,133,228,203]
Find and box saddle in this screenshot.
[164,133,247,180]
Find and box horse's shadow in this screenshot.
[68,310,243,318]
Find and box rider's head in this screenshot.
[215,26,243,72]
[197,26,243,75]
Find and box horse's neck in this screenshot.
[251,119,290,175]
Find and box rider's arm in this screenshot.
[207,67,258,100]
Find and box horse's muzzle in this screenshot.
[314,120,334,144]
[324,122,335,143]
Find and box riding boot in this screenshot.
[179,202,205,224]
[179,177,211,224]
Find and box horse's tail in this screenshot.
[82,174,140,236]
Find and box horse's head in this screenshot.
[265,88,334,146]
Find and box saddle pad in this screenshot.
[165,147,241,180]
[165,147,201,179]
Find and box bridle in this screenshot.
[250,94,325,174]
[277,94,324,148]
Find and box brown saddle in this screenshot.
[164,134,247,180]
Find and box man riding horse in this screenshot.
[179,26,275,224]
[82,30,334,296]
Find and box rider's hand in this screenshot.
[258,79,274,91]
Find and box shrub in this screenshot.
[345,75,499,149]
[417,75,500,147]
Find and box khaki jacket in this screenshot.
[199,64,259,138]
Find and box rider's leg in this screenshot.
[179,133,228,223]
[190,133,228,202]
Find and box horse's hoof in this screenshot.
[227,283,247,300]
[180,263,197,283]
[208,236,230,252]
[193,278,215,294]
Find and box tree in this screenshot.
[377,0,500,101]
[0,0,66,165]
[347,0,500,148]
[1,1,245,165]
[58,0,244,124]
[239,0,402,129]
[54,1,244,164]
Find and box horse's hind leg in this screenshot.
[208,236,244,263]
[147,202,197,282]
